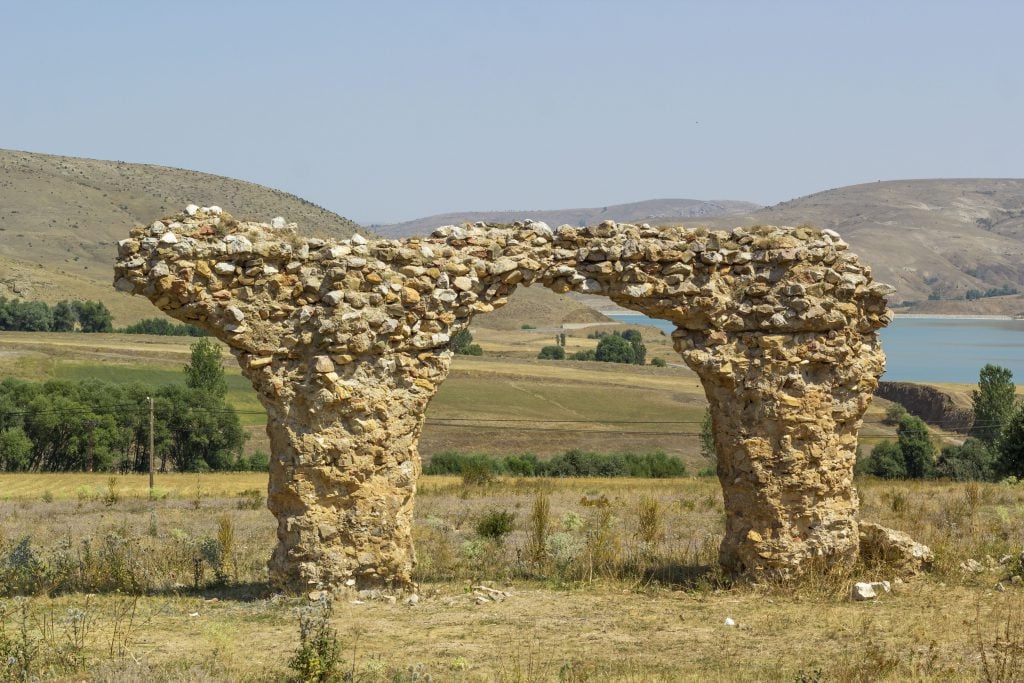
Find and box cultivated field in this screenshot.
[0,329,905,467]
[0,473,1023,681]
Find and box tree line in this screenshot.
[0,296,207,336]
[538,328,662,365]
[859,363,1024,481]
[0,339,260,472]
[0,298,113,332]
[424,449,687,478]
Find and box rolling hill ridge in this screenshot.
[0,149,362,324]
[372,198,761,239]
[674,179,1024,314]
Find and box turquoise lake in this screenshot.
[608,314,1024,385]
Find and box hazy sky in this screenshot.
[3,1,1022,223]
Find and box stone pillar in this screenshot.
[680,330,885,578]
[241,350,452,592]
[115,209,913,590]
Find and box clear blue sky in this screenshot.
[2,1,1022,223]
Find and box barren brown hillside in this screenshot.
[0,149,362,324]
[674,179,1024,314]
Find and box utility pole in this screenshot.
[148,396,155,492]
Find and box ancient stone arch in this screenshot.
[114,207,914,592]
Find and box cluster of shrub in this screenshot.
[120,317,207,336]
[927,284,1019,301]
[539,328,659,365]
[451,328,482,356]
[0,298,113,332]
[966,284,1019,300]
[0,340,261,473]
[858,364,1024,481]
[423,448,687,478]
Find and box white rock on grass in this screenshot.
[851,582,877,601]
[271,216,287,229]
[185,204,199,216]
[851,581,890,601]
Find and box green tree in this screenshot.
[619,329,647,365]
[858,440,906,479]
[935,438,994,481]
[157,385,245,471]
[971,364,1017,445]
[8,300,52,331]
[451,328,483,356]
[73,301,113,332]
[184,338,228,398]
[0,427,32,471]
[537,345,565,360]
[997,402,1024,478]
[595,335,636,364]
[897,414,934,478]
[51,300,78,332]
[882,402,908,426]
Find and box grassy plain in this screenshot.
[0,329,906,467]
[1,473,1023,681]
[0,329,975,681]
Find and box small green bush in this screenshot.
[650,357,667,367]
[287,599,342,683]
[475,509,515,541]
[538,345,565,360]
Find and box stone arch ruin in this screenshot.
[114,207,926,592]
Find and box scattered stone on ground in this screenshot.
[859,522,934,576]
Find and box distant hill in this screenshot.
[373,198,761,238]
[672,179,1024,315]
[0,149,362,324]
[472,286,611,331]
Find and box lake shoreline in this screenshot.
[604,312,1019,322]
[893,313,1016,320]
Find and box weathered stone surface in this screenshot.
[859,521,934,575]
[114,207,913,592]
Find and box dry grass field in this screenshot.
[0,328,978,681]
[1,473,1023,681]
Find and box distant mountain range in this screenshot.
[371,198,762,238]
[673,179,1024,314]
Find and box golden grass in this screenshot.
[2,474,1024,681]
[0,472,268,500]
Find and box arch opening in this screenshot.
[115,210,924,592]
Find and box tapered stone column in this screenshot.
[680,330,885,578]
[239,349,451,591]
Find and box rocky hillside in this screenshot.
[0,149,362,324]
[675,179,1024,315]
[373,198,760,239]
